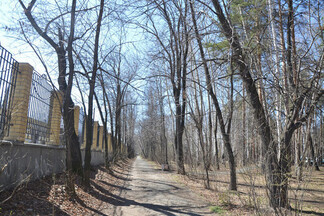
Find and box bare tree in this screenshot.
[209,0,324,208]
[18,0,84,195]
[137,0,190,174]
[82,0,105,187]
[190,0,237,190]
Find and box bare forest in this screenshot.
[0,0,323,215]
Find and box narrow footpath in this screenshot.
[113,156,213,216]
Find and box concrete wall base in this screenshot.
[0,141,107,190]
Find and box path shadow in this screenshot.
[75,196,109,216]
[99,180,131,191]
[138,179,181,190]
[290,207,324,216]
[110,168,129,176]
[89,181,209,216]
[109,170,132,182]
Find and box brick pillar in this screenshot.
[108,133,112,153]
[48,91,62,145]
[92,121,99,150]
[4,63,33,143]
[98,126,104,151]
[74,106,80,136]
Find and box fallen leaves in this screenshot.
[0,159,133,215]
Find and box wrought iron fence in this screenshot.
[25,71,53,144]
[0,45,18,139]
[60,107,87,146]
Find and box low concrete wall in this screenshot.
[0,141,106,190]
[80,149,105,166]
[0,141,65,190]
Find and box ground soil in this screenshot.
[0,158,134,215]
[1,157,214,216]
[1,157,323,216]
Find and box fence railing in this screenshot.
[0,45,18,139]
[25,71,53,144]
[1,47,116,153]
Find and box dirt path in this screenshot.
[113,156,214,216]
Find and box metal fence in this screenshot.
[25,71,53,144]
[0,45,18,139]
[77,109,101,148]
[60,108,87,146]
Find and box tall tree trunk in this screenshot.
[159,94,168,165]
[211,0,279,202]
[107,94,115,157]
[18,0,84,196]
[175,93,185,175]
[295,128,303,181]
[214,115,220,170]
[83,0,105,187]
[190,1,237,190]
[115,83,122,157]
[207,96,213,170]
[308,133,319,171]
[191,67,210,188]
[242,83,246,166]
[307,115,320,171]
[278,0,289,115]
[64,0,83,195]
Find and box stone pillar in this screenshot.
[49,91,63,145]
[92,121,99,150]
[98,126,104,151]
[74,106,80,136]
[4,63,33,143]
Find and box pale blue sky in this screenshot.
[0,0,46,73]
[0,0,147,124]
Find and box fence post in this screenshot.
[74,106,80,136]
[4,63,33,143]
[98,126,103,151]
[92,121,99,150]
[49,91,62,145]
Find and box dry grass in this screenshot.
[162,162,324,216]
